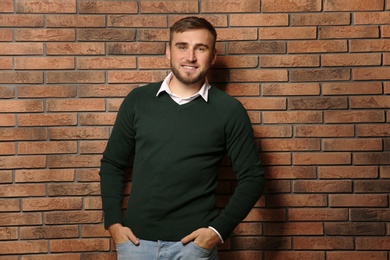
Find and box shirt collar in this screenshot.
[156,72,210,102]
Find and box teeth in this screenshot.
[183,66,196,69]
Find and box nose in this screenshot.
[186,49,196,62]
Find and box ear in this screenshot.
[166,44,171,61]
[211,48,217,65]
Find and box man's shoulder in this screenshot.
[127,81,162,97]
[209,86,242,108]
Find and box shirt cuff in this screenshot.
[208,226,224,244]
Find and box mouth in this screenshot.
[182,65,198,70]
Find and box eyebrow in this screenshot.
[175,42,210,49]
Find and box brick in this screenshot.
[322,53,381,66]
[79,140,107,154]
[253,125,292,138]
[77,57,136,70]
[288,97,347,110]
[233,236,291,250]
[266,194,326,207]
[0,0,14,12]
[294,237,353,250]
[326,110,385,123]
[262,83,320,96]
[46,43,105,55]
[137,29,169,41]
[325,222,385,236]
[49,127,109,140]
[265,166,316,179]
[356,237,390,250]
[231,70,288,82]
[290,209,348,221]
[262,0,321,12]
[259,153,291,166]
[265,222,323,236]
[0,128,47,141]
[0,156,46,169]
[0,14,44,27]
[261,55,319,68]
[15,57,75,70]
[0,171,13,184]
[264,179,291,193]
[0,29,12,41]
[293,152,351,165]
[244,209,286,222]
[318,166,378,179]
[0,184,46,197]
[0,212,42,226]
[290,68,350,82]
[141,0,198,13]
[16,0,76,13]
[319,26,379,39]
[15,169,75,183]
[288,40,347,53]
[46,72,105,84]
[83,197,103,210]
[357,124,390,137]
[18,85,77,98]
[16,29,75,41]
[108,42,165,55]
[0,100,43,113]
[18,141,77,155]
[50,238,110,253]
[0,199,20,211]
[220,84,260,97]
[18,113,77,127]
[202,0,259,13]
[79,113,116,126]
[0,43,43,55]
[383,25,390,37]
[385,53,390,65]
[355,180,390,193]
[20,225,79,239]
[237,97,285,110]
[329,194,388,207]
[293,180,352,193]
[0,57,12,69]
[215,28,257,41]
[45,211,103,224]
[350,96,390,108]
[48,155,102,168]
[350,208,390,222]
[381,166,390,178]
[0,227,18,240]
[260,27,316,40]
[323,138,382,151]
[75,169,100,182]
[229,41,286,54]
[0,72,43,84]
[0,142,15,155]
[79,0,137,13]
[20,254,83,260]
[263,111,322,124]
[0,86,14,98]
[46,15,105,27]
[355,12,390,24]
[261,138,320,152]
[265,251,325,260]
[108,70,168,83]
[108,15,166,27]
[230,14,288,26]
[354,152,390,165]
[322,82,383,95]
[107,98,124,111]
[324,0,384,11]
[215,56,258,69]
[0,114,15,126]
[0,241,48,255]
[77,29,135,41]
[78,85,135,98]
[296,125,354,137]
[138,56,170,69]
[353,68,390,80]
[23,198,82,211]
[47,99,105,112]
[327,252,388,260]
[292,13,350,26]
[350,39,390,52]
[232,223,263,236]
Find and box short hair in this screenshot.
[169,16,217,48]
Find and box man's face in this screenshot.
[167,29,217,87]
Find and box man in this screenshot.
[99,16,265,259]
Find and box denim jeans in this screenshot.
[116,239,219,260]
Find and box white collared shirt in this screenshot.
[156,72,211,105]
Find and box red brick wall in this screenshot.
[1,0,389,259]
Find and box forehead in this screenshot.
[171,29,215,45]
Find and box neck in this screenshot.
[169,76,204,98]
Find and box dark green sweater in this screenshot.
[99,82,264,241]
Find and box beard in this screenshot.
[170,61,209,85]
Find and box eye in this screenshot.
[177,45,187,50]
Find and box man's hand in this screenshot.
[181,228,221,250]
[108,223,139,245]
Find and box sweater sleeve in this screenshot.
[209,101,265,240]
[99,93,136,229]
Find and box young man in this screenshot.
[99,16,265,260]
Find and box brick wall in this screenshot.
[0,0,389,259]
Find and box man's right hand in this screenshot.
[108,223,139,245]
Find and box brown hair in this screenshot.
[169,16,217,48]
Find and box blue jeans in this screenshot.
[116,239,219,260]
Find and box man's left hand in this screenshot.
[181,228,221,250]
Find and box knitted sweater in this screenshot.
[99,82,264,241]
